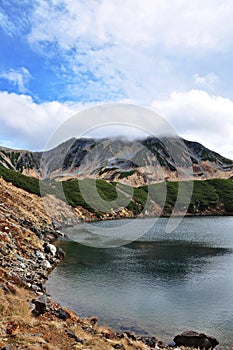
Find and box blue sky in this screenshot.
[0,0,233,158]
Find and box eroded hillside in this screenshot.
[1,137,232,185]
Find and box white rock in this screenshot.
[36,250,45,260]
[41,260,51,269]
[46,243,57,256]
[17,255,24,262]
[57,230,64,237]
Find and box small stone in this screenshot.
[87,315,98,326]
[124,331,136,341]
[56,247,65,258]
[57,230,64,237]
[168,341,177,347]
[32,294,47,315]
[36,250,45,260]
[113,344,124,349]
[16,255,24,261]
[31,284,40,292]
[20,263,26,269]
[157,340,167,348]
[44,243,56,256]
[139,336,157,348]
[41,260,51,269]
[56,308,69,320]
[66,330,85,344]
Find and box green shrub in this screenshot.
[0,164,40,195]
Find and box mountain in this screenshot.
[0,136,232,185]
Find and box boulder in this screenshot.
[56,247,65,258]
[87,315,98,326]
[56,308,69,320]
[174,331,219,348]
[66,329,85,343]
[36,250,45,260]
[139,336,157,348]
[43,242,57,256]
[41,260,51,269]
[32,294,47,315]
[124,331,137,341]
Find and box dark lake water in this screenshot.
[46,217,233,346]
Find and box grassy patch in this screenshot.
[0,164,232,215]
[188,180,219,213]
[0,164,40,195]
[208,178,233,213]
[118,170,136,179]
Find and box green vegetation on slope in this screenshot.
[188,181,219,213]
[118,170,136,179]
[0,164,232,216]
[208,179,233,213]
[0,164,40,195]
[62,179,119,216]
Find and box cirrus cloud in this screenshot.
[24,0,233,101]
[28,0,233,51]
[0,67,31,93]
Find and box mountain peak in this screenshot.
[0,136,232,184]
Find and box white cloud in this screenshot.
[0,92,151,150]
[152,89,233,159]
[23,0,233,102]
[193,73,219,89]
[0,92,78,150]
[0,67,31,93]
[28,0,233,51]
[0,90,232,161]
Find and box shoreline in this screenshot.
[78,212,233,225]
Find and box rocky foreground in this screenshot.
[0,177,222,349]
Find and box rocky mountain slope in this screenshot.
[1,137,232,185]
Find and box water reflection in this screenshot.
[59,239,231,283]
[47,217,233,346]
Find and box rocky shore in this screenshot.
[0,177,221,349]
